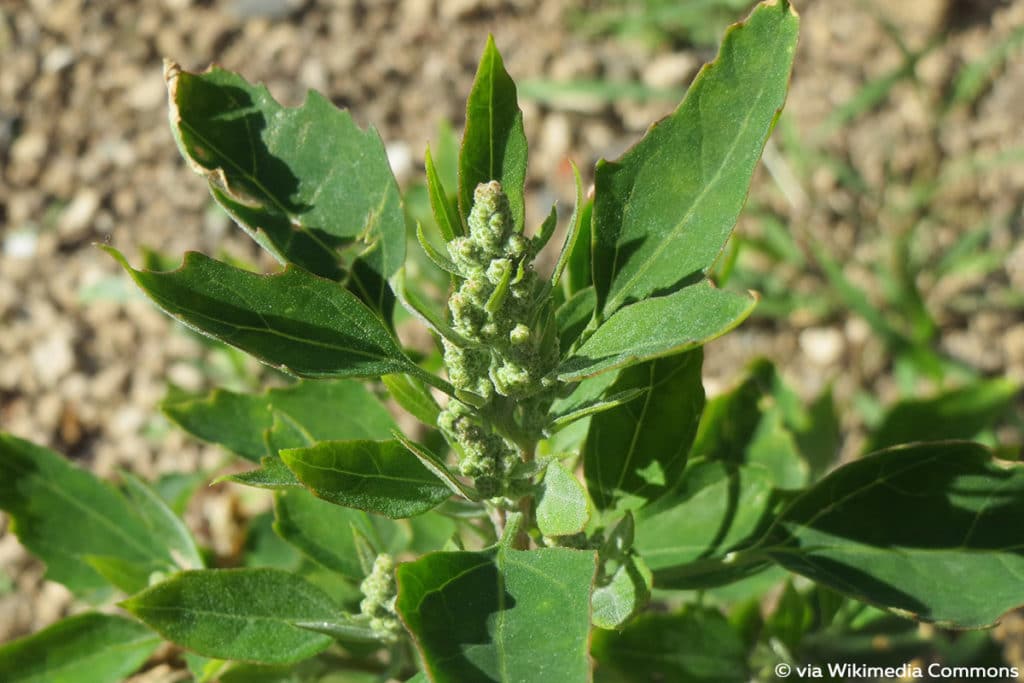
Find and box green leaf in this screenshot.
[691,358,809,489]
[0,434,171,597]
[345,256,398,324]
[184,653,229,683]
[592,0,799,314]
[274,489,397,580]
[425,145,463,241]
[0,613,160,683]
[547,387,647,432]
[554,286,596,353]
[407,511,460,556]
[533,204,559,255]
[743,406,808,489]
[864,378,1019,453]
[391,267,467,346]
[565,200,593,297]
[592,607,749,683]
[243,511,303,570]
[634,459,774,588]
[558,282,756,381]
[221,456,302,490]
[536,460,591,537]
[122,568,339,664]
[459,35,528,233]
[551,161,585,288]
[382,374,441,427]
[395,547,597,682]
[591,554,652,630]
[416,222,461,275]
[153,469,208,516]
[281,440,451,518]
[165,379,396,464]
[584,350,704,509]
[166,62,405,280]
[121,472,204,570]
[765,441,1024,628]
[109,249,426,382]
[392,432,480,500]
[84,556,168,595]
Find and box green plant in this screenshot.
[2,2,1023,681]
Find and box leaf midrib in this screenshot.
[605,69,774,314]
[136,278,404,367]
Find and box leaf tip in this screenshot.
[162,59,181,87]
[99,244,131,270]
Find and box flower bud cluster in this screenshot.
[359,553,401,643]
[437,181,559,497]
[437,399,516,498]
[444,181,557,400]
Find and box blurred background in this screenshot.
[2,0,1024,678]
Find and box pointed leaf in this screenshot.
[547,387,647,432]
[459,36,528,232]
[382,374,441,427]
[0,613,160,683]
[84,555,168,595]
[391,267,467,345]
[425,146,463,240]
[219,456,301,490]
[108,249,421,381]
[536,460,591,537]
[392,432,480,500]
[532,203,559,253]
[558,282,756,381]
[592,0,799,314]
[765,441,1024,628]
[122,472,204,570]
[552,161,585,288]
[566,200,593,296]
[592,608,749,683]
[0,434,171,597]
[280,440,451,518]
[416,222,461,275]
[166,62,405,279]
[395,547,597,682]
[122,568,339,664]
[584,350,704,508]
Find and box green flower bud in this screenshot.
[509,323,530,346]
[467,181,511,256]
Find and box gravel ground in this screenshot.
[2,0,1024,671]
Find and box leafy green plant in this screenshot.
[2,2,1023,681]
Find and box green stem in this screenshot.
[412,368,458,399]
